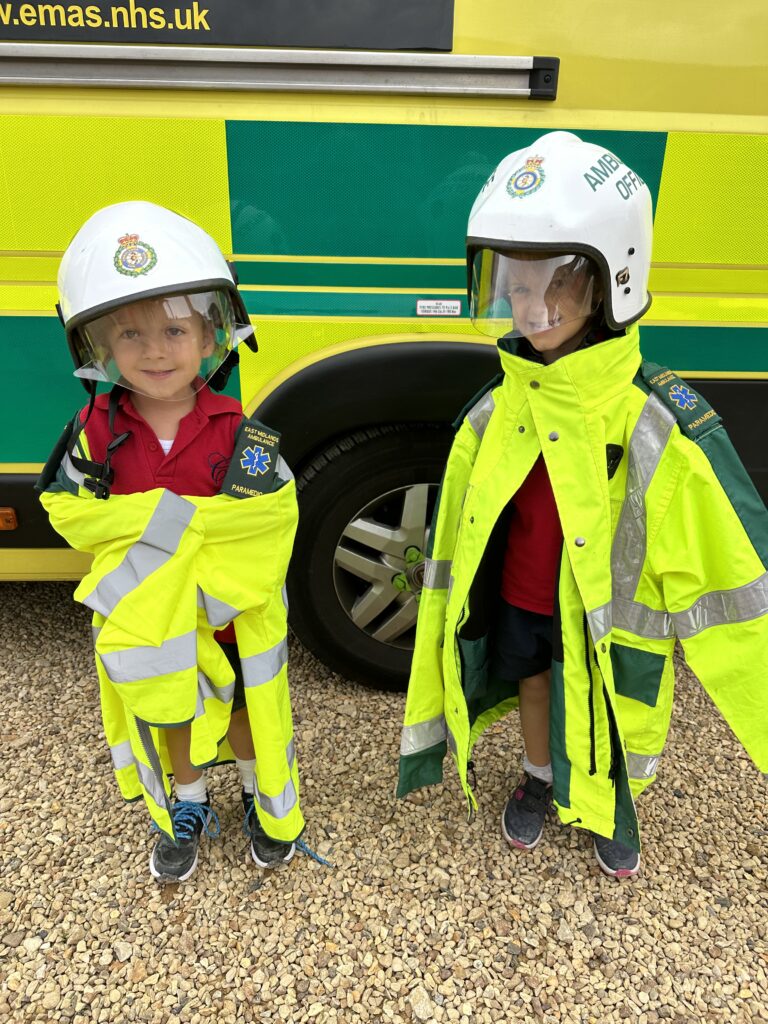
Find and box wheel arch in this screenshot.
[246,338,500,472]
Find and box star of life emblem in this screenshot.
[240,445,271,476]
[506,156,546,199]
[114,233,157,277]
[668,384,698,411]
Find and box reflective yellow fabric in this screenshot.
[41,483,303,844]
[399,325,768,850]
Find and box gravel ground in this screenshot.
[0,581,766,1024]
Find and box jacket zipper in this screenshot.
[582,612,597,776]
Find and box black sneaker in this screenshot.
[242,789,295,868]
[501,773,552,851]
[149,799,220,883]
[593,834,641,878]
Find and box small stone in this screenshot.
[409,985,434,1021]
[22,937,43,953]
[557,921,574,944]
[3,932,25,948]
[113,942,132,962]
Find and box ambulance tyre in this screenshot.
[288,423,453,691]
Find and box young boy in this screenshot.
[397,131,768,877]
[39,201,304,882]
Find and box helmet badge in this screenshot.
[114,233,158,277]
[506,155,546,199]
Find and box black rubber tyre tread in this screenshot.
[288,423,453,691]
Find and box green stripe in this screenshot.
[226,122,667,259]
[641,326,768,374]
[697,427,768,569]
[242,291,467,319]
[396,742,446,798]
[235,261,464,289]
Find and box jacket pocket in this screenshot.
[457,634,489,702]
[610,643,665,707]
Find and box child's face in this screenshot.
[102,297,214,402]
[505,257,599,358]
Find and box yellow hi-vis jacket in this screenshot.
[41,481,303,845]
[398,325,768,851]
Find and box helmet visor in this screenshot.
[470,250,601,340]
[73,290,251,399]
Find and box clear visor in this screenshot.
[73,290,253,400]
[470,250,601,339]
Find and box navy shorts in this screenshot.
[219,642,247,713]
[490,600,554,682]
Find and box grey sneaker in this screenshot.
[242,790,295,868]
[501,773,552,851]
[149,800,220,883]
[593,834,640,878]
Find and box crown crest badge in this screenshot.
[114,233,157,277]
[506,154,546,199]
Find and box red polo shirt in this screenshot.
[80,385,242,497]
[501,455,563,616]
[81,384,243,641]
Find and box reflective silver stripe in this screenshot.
[197,587,241,627]
[606,394,678,641]
[98,629,197,684]
[612,597,674,641]
[281,584,289,612]
[84,491,196,617]
[448,575,455,601]
[109,740,134,771]
[277,455,294,481]
[135,720,171,813]
[197,669,235,706]
[612,394,677,598]
[672,571,768,639]
[467,391,495,439]
[424,558,452,590]
[242,638,288,688]
[626,752,660,779]
[400,714,447,756]
[92,625,101,643]
[135,759,169,808]
[61,450,86,487]
[254,774,298,820]
[286,737,296,769]
[586,602,612,644]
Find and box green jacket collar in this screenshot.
[497,324,641,410]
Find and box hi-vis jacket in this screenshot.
[398,325,768,851]
[41,456,303,845]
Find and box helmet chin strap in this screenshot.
[65,385,132,500]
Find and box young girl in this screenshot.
[397,131,768,878]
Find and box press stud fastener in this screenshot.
[518,426,525,433]
[530,380,540,389]
[549,431,559,441]
[575,537,586,547]
[601,642,607,653]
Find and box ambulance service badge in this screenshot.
[114,233,158,277]
[668,384,698,411]
[506,156,546,199]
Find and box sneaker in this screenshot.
[501,773,552,851]
[242,789,295,868]
[149,799,220,883]
[593,834,641,878]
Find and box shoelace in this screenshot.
[151,800,221,841]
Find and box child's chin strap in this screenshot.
[66,385,132,500]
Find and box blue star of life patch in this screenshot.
[668,384,698,411]
[240,445,271,476]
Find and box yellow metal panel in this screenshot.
[0,547,91,581]
[653,134,768,266]
[239,321,484,409]
[0,115,231,253]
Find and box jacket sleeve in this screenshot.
[649,428,768,772]
[397,416,482,796]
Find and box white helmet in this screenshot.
[58,201,256,396]
[467,131,653,333]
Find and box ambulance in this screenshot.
[0,0,766,688]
